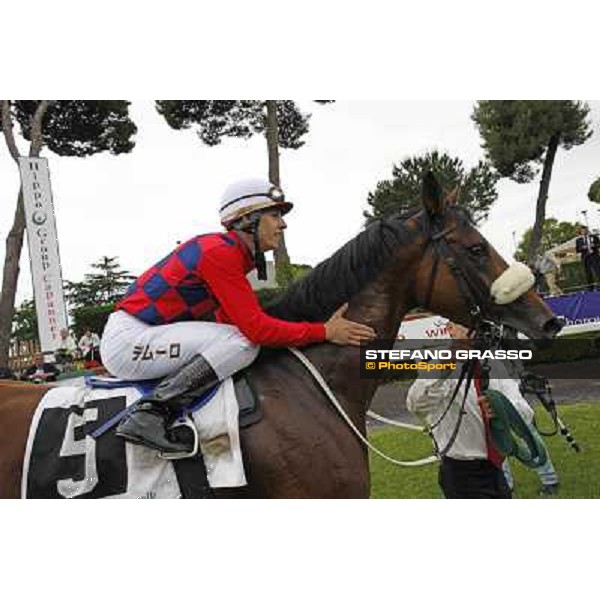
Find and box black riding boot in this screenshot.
[116,355,220,455]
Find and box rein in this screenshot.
[426,358,478,458]
[418,207,503,457]
[284,208,522,468]
[285,207,552,471]
[288,348,438,467]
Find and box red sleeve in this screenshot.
[200,243,326,347]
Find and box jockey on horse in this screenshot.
[100,178,376,456]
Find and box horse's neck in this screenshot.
[348,274,411,340]
[304,251,418,420]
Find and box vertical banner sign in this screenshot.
[19,157,68,356]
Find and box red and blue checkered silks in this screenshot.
[118,233,247,325]
[117,231,325,347]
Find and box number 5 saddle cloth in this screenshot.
[22,377,246,499]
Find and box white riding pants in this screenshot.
[100,310,259,381]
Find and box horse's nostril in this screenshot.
[543,317,563,337]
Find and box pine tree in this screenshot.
[364,150,498,224]
[155,100,332,286]
[472,101,592,263]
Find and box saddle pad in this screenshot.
[21,378,246,499]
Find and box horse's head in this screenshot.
[409,172,562,340]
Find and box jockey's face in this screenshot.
[258,210,287,252]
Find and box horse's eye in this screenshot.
[469,243,487,257]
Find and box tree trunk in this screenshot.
[265,100,292,286]
[1,100,21,160]
[0,191,26,366]
[0,101,50,368]
[527,133,560,266]
[265,100,280,187]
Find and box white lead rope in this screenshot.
[366,410,425,431]
[287,348,439,468]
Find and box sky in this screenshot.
[1,100,599,305]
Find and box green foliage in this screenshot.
[11,257,132,344]
[275,257,294,289]
[588,178,600,204]
[65,256,134,308]
[256,263,313,306]
[155,100,313,149]
[558,261,588,292]
[473,101,593,263]
[70,304,115,340]
[65,257,133,337]
[11,101,137,156]
[274,257,312,289]
[363,150,498,224]
[529,334,600,365]
[290,263,312,280]
[11,299,38,342]
[256,287,284,308]
[514,218,580,262]
[472,101,592,182]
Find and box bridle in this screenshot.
[421,207,496,335]
[416,207,513,458]
[290,205,544,469]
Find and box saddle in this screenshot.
[87,370,263,433]
[232,371,263,429]
[84,370,262,499]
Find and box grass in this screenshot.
[369,403,600,498]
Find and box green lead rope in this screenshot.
[485,389,548,469]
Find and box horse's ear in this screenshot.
[446,185,461,206]
[421,171,443,215]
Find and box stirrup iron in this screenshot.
[159,414,199,461]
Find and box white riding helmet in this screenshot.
[219,178,294,228]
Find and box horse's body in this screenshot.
[0,175,561,498]
[223,347,373,497]
[0,353,370,499]
[0,382,46,498]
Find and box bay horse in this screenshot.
[0,173,561,498]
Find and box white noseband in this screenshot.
[490,263,535,305]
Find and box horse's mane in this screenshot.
[266,210,422,322]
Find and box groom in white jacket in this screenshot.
[406,321,534,499]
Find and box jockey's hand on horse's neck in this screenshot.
[345,277,411,342]
[325,304,376,346]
